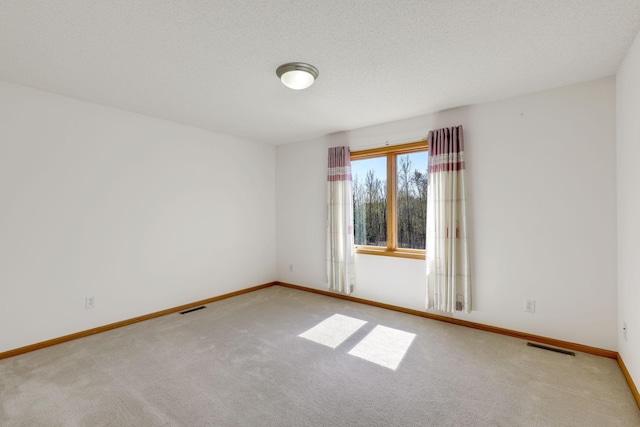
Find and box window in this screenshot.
[351,141,428,259]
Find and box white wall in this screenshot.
[617,29,640,388]
[0,82,276,353]
[277,77,617,350]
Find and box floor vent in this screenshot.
[180,306,206,315]
[527,342,575,356]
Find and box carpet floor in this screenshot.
[1,285,639,426]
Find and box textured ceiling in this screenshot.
[1,1,640,145]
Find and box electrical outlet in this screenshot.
[289,264,294,272]
[623,322,628,342]
[525,299,535,313]
[85,296,95,310]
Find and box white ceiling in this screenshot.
[1,1,640,145]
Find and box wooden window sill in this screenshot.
[355,247,425,260]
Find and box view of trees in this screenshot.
[353,154,428,249]
[354,169,387,246]
[397,155,428,248]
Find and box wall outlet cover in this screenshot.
[525,299,536,313]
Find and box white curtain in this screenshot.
[326,146,356,294]
[426,126,471,313]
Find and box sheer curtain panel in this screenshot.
[426,126,471,313]
[326,146,356,294]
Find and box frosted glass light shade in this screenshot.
[280,69,315,90]
[276,62,319,90]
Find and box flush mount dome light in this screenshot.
[276,62,319,90]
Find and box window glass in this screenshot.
[396,152,428,249]
[352,157,387,247]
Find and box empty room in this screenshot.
[1,1,640,426]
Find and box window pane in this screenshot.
[396,151,428,249]
[352,157,387,246]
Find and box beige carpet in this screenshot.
[1,286,639,426]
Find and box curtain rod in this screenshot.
[351,135,428,151]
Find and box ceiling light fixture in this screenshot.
[276,62,319,90]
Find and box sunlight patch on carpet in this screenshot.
[298,314,367,349]
[348,325,416,370]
